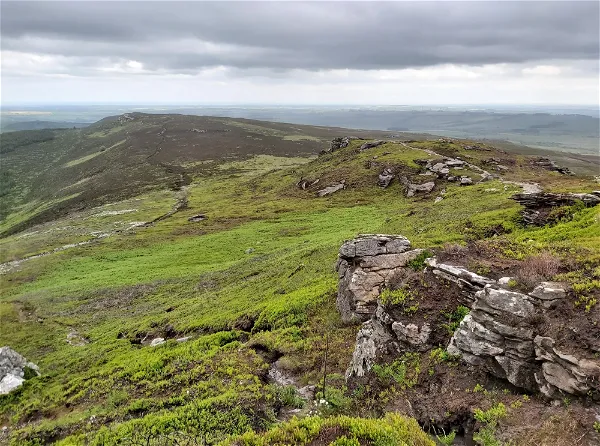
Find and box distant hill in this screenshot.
[0,120,90,132]
[0,113,407,235]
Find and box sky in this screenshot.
[1,0,599,105]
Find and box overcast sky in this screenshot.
[1,1,599,105]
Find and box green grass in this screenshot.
[1,135,599,445]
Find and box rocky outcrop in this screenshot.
[531,157,573,175]
[447,279,599,399]
[0,347,39,395]
[335,234,421,322]
[512,191,600,225]
[512,192,600,209]
[360,140,385,151]
[399,176,435,197]
[341,238,600,399]
[328,136,355,153]
[378,168,395,188]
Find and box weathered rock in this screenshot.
[445,159,466,167]
[512,192,600,225]
[459,177,473,186]
[391,321,432,351]
[150,338,165,347]
[479,172,494,182]
[297,178,320,190]
[378,168,395,188]
[534,336,600,398]
[346,319,398,379]
[0,347,39,395]
[360,140,385,151]
[447,286,540,391]
[399,176,435,197]
[528,282,567,309]
[425,258,496,290]
[336,235,420,322]
[188,214,207,222]
[317,181,345,197]
[512,192,600,209]
[329,136,351,152]
[67,330,88,346]
[430,162,447,173]
[531,157,573,175]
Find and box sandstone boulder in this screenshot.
[336,235,420,322]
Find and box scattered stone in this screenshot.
[297,178,320,190]
[434,196,443,204]
[245,248,255,254]
[445,159,466,167]
[176,336,192,343]
[479,172,494,182]
[360,140,385,151]
[0,347,39,395]
[316,181,345,197]
[498,277,514,286]
[378,168,395,188]
[399,176,435,197]
[150,338,165,347]
[67,330,88,346]
[459,177,473,186]
[188,214,207,222]
[328,136,355,153]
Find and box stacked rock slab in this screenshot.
[341,243,600,399]
[335,234,423,323]
[0,346,39,395]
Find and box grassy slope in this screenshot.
[0,136,599,445]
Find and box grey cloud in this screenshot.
[1,1,599,74]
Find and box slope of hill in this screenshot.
[0,116,599,445]
[0,113,419,237]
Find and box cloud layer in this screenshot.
[1,1,598,104]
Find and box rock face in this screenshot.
[446,280,599,398]
[512,191,600,225]
[340,238,600,400]
[335,234,421,322]
[0,347,39,395]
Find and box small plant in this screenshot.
[407,250,433,271]
[435,429,456,446]
[379,287,419,315]
[594,421,600,433]
[430,347,460,364]
[442,305,469,334]
[473,403,507,446]
[515,251,562,290]
[372,353,420,389]
[473,383,485,393]
[275,385,305,409]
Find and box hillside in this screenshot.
[1,116,599,445]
